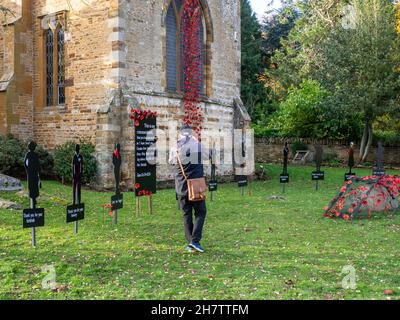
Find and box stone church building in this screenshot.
[0,0,251,188]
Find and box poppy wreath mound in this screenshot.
[323,175,400,220]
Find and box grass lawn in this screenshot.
[0,165,399,300]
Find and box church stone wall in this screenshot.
[0,0,244,188]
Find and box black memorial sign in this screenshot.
[111,193,124,210]
[345,173,356,181]
[66,204,85,223]
[280,174,289,184]
[23,208,44,228]
[208,180,218,192]
[236,175,248,187]
[134,109,157,197]
[312,171,325,181]
[373,169,386,176]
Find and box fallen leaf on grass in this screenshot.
[51,284,69,293]
[285,279,295,288]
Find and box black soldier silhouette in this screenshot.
[283,142,289,175]
[315,143,323,172]
[72,144,84,205]
[375,142,384,171]
[348,142,355,174]
[24,141,41,208]
[112,143,122,194]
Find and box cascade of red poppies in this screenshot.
[182,0,203,139]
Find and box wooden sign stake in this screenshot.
[148,195,153,215]
[30,199,36,247]
[136,197,141,217]
[74,188,79,234]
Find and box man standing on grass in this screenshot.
[170,124,209,253]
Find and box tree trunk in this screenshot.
[359,124,368,160]
[361,123,373,162]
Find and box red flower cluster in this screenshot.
[182,0,204,139]
[130,108,158,127]
[137,190,153,197]
[323,175,400,221]
[100,204,113,217]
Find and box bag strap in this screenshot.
[177,151,188,181]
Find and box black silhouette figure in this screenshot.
[283,142,289,175]
[72,144,84,205]
[112,143,122,194]
[315,144,323,172]
[375,141,384,173]
[348,142,355,173]
[24,141,41,208]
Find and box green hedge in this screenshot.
[0,134,54,178]
[54,141,97,184]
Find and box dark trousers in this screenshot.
[178,196,207,244]
[73,178,81,205]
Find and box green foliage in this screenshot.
[374,130,400,146]
[323,149,340,166]
[270,0,345,90]
[313,0,400,126]
[240,0,270,118]
[267,80,329,138]
[0,134,26,177]
[291,140,308,155]
[0,134,54,178]
[261,0,298,66]
[54,141,97,184]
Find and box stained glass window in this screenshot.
[45,29,54,106]
[57,28,65,105]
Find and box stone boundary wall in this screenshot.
[255,137,400,166]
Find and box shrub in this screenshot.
[323,149,339,164]
[54,141,97,184]
[291,140,308,155]
[0,134,54,178]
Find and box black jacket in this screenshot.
[173,137,209,197]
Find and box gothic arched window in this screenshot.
[44,23,66,107]
[45,29,54,106]
[166,0,206,95]
[57,28,65,105]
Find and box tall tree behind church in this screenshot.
[240,0,268,119]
